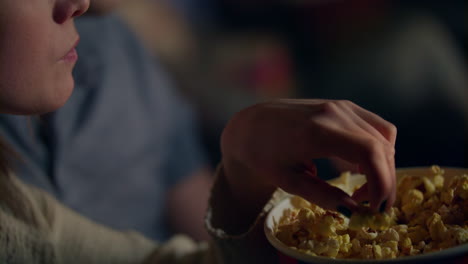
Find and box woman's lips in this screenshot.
[61,39,79,62]
[61,48,78,62]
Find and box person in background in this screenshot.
[0,0,212,241]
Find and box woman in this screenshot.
[0,0,397,263]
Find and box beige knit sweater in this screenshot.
[0,165,284,264]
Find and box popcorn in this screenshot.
[377,228,400,242]
[351,238,361,252]
[427,213,447,241]
[453,175,468,200]
[361,244,374,259]
[441,189,454,204]
[356,228,378,241]
[382,240,398,253]
[400,237,413,255]
[274,166,468,259]
[422,177,436,198]
[381,245,396,259]
[401,189,424,217]
[349,208,396,231]
[407,226,430,242]
[433,175,444,189]
[448,226,468,244]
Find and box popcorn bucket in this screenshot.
[277,251,308,264]
[265,167,468,264]
[276,250,468,264]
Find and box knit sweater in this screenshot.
[0,165,284,264]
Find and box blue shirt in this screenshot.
[0,15,206,241]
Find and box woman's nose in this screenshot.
[53,0,90,24]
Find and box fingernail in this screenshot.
[361,201,369,205]
[379,200,387,213]
[337,205,352,218]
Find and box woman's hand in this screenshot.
[221,99,397,221]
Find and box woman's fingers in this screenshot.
[353,172,396,213]
[311,126,395,212]
[224,99,397,215]
[351,182,369,203]
[347,101,398,146]
[356,142,395,212]
[385,154,397,211]
[307,101,397,212]
[282,170,359,214]
[340,101,397,212]
[341,102,392,147]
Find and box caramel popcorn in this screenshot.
[274,166,468,259]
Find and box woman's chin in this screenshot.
[41,76,75,113]
[35,98,70,115]
[0,83,74,115]
[2,100,68,115]
[38,85,74,114]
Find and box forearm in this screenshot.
[218,158,276,234]
[218,107,278,232]
[206,163,285,264]
[166,168,213,241]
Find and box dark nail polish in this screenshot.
[337,206,352,218]
[361,201,369,205]
[379,200,387,213]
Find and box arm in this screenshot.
[219,99,397,224]
[166,168,213,241]
[207,99,398,264]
